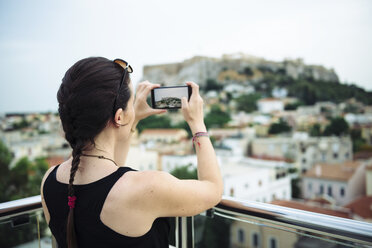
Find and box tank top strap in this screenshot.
[87,166,136,218]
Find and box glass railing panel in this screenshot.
[194,213,232,248]
[194,208,372,248]
[0,209,54,248]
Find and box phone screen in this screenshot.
[151,86,191,109]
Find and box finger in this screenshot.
[186,81,199,97]
[143,83,161,96]
[181,97,189,109]
[152,109,167,115]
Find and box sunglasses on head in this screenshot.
[113,58,133,111]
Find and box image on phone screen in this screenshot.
[151,86,191,109]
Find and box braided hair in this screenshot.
[57,57,131,248]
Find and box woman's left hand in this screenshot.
[133,81,166,123]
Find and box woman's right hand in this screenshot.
[181,81,207,134]
[134,81,166,122]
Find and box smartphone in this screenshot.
[151,85,192,109]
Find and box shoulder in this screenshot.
[41,165,58,224]
[113,169,168,197]
[41,165,57,191]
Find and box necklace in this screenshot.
[81,154,118,167]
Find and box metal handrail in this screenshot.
[215,196,372,244]
[1,195,372,245]
[0,195,42,220]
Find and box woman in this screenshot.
[41,57,223,248]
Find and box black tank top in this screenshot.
[43,164,171,248]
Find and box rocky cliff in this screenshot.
[142,53,339,87]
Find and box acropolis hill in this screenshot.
[142,53,339,87]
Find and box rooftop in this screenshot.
[258,98,282,102]
[271,199,351,219]
[345,196,372,220]
[303,161,361,182]
[140,129,187,135]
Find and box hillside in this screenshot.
[143,54,372,105]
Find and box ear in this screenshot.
[114,108,124,127]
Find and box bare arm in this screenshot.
[127,81,223,217]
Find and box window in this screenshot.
[252,233,259,247]
[345,152,349,159]
[320,184,324,194]
[333,153,338,159]
[328,185,332,197]
[230,188,235,197]
[340,187,345,197]
[272,194,276,200]
[238,229,245,244]
[308,182,312,191]
[270,237,277,248]
[321,152,326,161]
[302,158,307,164]
[269,144,275,152]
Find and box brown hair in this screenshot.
[57,57,131,247]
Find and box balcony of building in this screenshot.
[1,195,371,248]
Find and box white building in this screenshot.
[126,145,160,171]
[302,160,369,206]
[10,140,46,166]
[140,129,188,144]
[257,98,284,114]
[250,136,353,172]
[161,154,198,173]
[221,161,291,202]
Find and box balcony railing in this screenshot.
[1,195,372,248]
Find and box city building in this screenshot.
[220,160,291,203]
[140,128,188,144]
[302,160,370,206]
[230,217,297,248]
[126,144,160,171]
[250,136,353,172]
[257,98,284,114]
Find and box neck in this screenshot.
[85,127,132,167]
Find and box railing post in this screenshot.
[175,216,194,248]
[181,217,187,247]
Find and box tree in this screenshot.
[235,93,261,113]
[284,101,304,110]
[172,121,192,138]
[170,164,197,179]
[0,140,12,202]
[309,123,322,137]
[268,119,292,135]
[204,79,222,92]
[6,157,49,201]
[13,117,30,130]
[323,117,349,136]
[204,105,231,129]
[136,115,172,134]
[291,178,301,198]
[350,129,367,152]
[0,143,49,247]
[242,67,254,76]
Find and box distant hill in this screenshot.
[143,53,372,105]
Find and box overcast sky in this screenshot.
[0,0,371,113]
